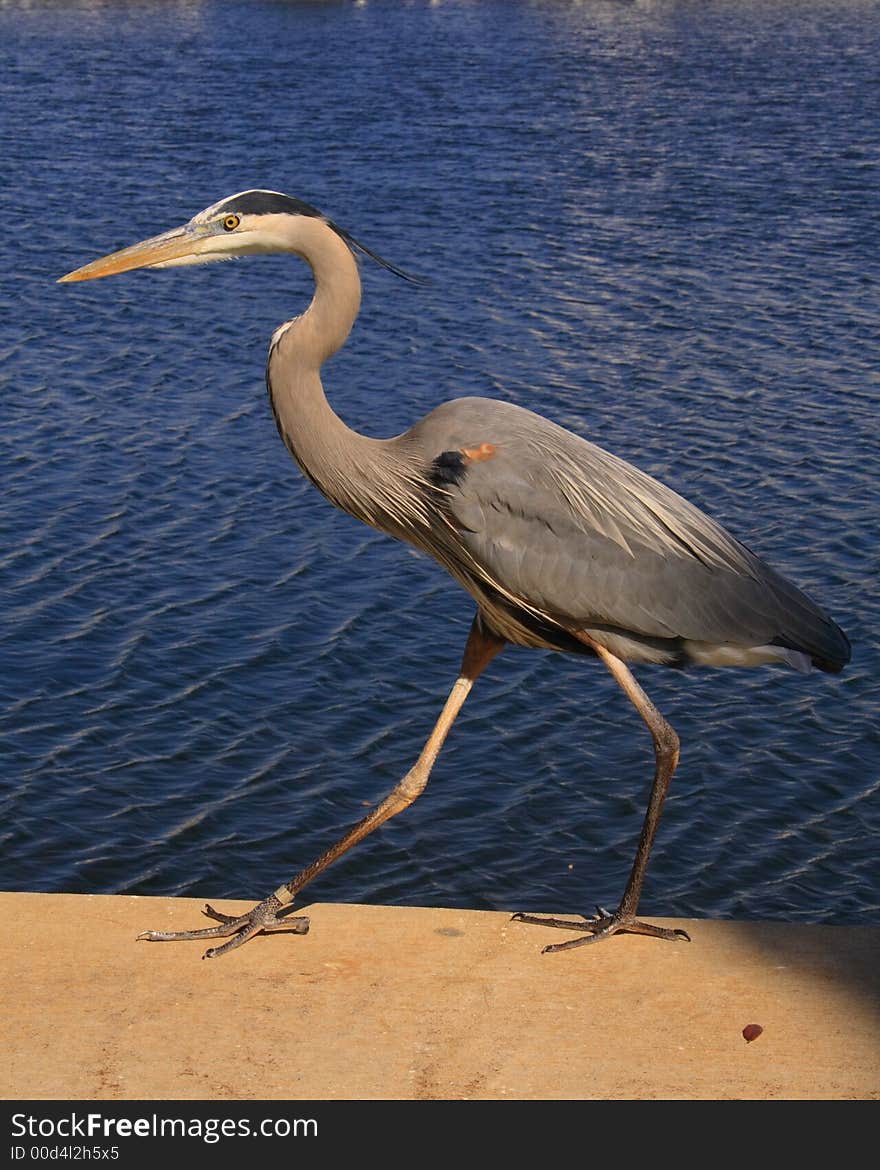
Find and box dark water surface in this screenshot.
[1,1,877,931]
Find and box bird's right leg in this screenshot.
[513,635,690,951]
[137,616,504,959]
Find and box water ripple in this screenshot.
[0,0,877,927]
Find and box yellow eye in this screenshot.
[222,214,240,232]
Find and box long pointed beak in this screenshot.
[58,223,204,283]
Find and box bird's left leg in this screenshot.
[513,635,690,952]
[137,616,504,958]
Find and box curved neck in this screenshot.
[275,216,362,364]
[267,217,424,533]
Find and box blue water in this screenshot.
[1,0,877,932]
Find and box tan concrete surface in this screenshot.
[3,891,878,1100]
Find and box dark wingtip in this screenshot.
[812,626,852,673]
[813,656,847,674]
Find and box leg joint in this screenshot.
[397,765,428,805]
[655,720,680,759]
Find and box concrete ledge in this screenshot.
[3,892,878,1099]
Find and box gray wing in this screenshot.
[413,397,847,663]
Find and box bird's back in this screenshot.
[402,397,850,672]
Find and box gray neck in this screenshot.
[267,218,426,534]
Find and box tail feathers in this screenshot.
[683,632,850,674]
[812,654,848,675]
[771,622,851,675]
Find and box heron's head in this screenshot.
[58,189,420,284]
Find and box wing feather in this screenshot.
[413,398,846,662]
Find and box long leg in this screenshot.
[138,616,504,959]
[513,635,690,951]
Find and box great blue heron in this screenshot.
[60,190,850,959]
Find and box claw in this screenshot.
[137,895,310,959]
[513,907,691,953]
[201,903,241,925]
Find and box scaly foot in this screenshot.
[511,905,690,953]
[137,894,309,959]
